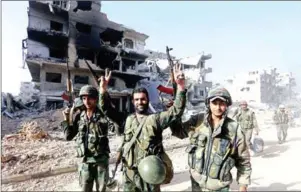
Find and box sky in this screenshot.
[2,1,301,95]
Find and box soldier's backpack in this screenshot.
[252,135,264,153]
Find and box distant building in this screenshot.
[223,67,296,106]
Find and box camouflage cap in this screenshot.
[206,86,232,106]
[279,104,285,109]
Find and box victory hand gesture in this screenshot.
[98,68,112,92]
[173,63,185,89]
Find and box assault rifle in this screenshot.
[66,57,75,126]
[166,46,177,100]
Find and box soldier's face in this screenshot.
[240,104,247,110]
[210,99,227,117]
[82,96,97,109]
[132,93,149,114]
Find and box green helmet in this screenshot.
[138,155,166,185]
[74,97,84,109]
[79,85,98,98]
[206,86,232,106]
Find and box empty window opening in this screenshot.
[108,78,116,87]
[123,59,136,72]
[76,23,91,34]
[77,49,94,61]
[49,48,65,59]
[200,90,204,96]
[52,1,68,9]
[246,80,255,85]
[46,72,62,83]
[50,21,63,32]
[74,75,89,84]
[99,28,123,47]
[124,38,134,49]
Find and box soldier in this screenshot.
[234,100,259,154]
[273,104,289,144]
[98,65,187,192]
[186,86,251,192]
[61,85,113,192]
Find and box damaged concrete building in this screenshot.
[223,67,297,106]
[23,1,149,111]
[140,51,213,106]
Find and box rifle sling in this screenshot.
[122,116,147,157]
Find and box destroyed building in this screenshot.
[223,67,297,106]
[23,1,149,112]
[139,51,213,106]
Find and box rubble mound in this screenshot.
[18,121,50,141]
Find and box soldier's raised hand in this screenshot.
[98,68,112,92]
[173,63,185,90]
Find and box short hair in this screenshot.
[132,87,149,101]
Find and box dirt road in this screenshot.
[3,125,301,191]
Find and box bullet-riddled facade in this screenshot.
[24,1,149,111]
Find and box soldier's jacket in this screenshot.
[61,107,112,164]
[187,114,252,190]
[273,110,289,124]
[234,108,258,131]
[169,112,205,139]
[99,89,186,169]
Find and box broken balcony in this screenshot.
[27,27,68,49]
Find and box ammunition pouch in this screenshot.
[186,133,206,173]
[208,138,235,181]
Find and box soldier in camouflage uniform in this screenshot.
[234,100,259,153]
[186,86,252,192]
[98,64,187,192]
[273,104,289,144]
[61,85,113,192]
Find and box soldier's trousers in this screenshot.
[242,129,253,151]
[276,124,289,142]
[190,176,229,192]
[123,169,161,192]
[78,162,109,192]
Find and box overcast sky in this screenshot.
[2,1,301,95]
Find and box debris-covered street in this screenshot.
[2,113,301,191]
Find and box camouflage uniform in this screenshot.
[61,85,112,192]
[99,89,187,192]
[186,87,252,191]
[234,106,259,151]
[273,105,289,143]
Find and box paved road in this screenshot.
[65,126,301,191]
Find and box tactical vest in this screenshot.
[274,111,289,124]
[76,110,110,158]
[236,109,253,130]
[186,117,238,184]
[123,114,173,184]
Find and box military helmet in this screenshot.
[137,155,166,185]
[74,97,84,109]
[240,100,248,106]
[206,86,232,106]
[279,104,285,109]
[79,85,98,98]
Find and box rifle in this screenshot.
[166,46,177,100]
[66,57,74,126]
[84,59,100,86]
[107,151,123,189]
